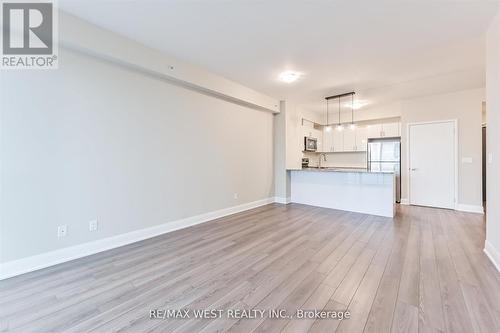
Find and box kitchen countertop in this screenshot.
[292,167,394,174]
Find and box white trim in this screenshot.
[0,197,274,280]
[456,203,484,214]
[400,198,409,205]
[407,119,459,210]
[484,241,500,273]
[274,197,291,204]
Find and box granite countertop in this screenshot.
[293,167,394,174]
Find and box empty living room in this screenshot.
[1,1,500,332]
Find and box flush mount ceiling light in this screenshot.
[344,100,369,110]
[279,71,302,83]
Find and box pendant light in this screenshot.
[325,98,331,131]
[324,92,355,132]
[349,93,356,130]
[336,96,343,131]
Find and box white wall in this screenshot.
[400,88,485,208]
[286,102,302,170]
[274,101,290,201]
[485,8,500,268]
[0,48,274,263]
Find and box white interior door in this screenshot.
[409,121,456,209]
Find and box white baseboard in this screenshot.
[484,241,500,273]
[400,199,484,214]
[274,196,291,204]
[0,197,274,280]
[456,203,484,214]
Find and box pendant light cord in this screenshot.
[351,93,354,124]
[338,96,341,126]
[326,98,329,126]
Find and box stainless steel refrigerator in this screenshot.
[367,138,401,202]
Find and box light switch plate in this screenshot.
[488,153,493,164]
[461,157,473,164]
[57,225,67,238]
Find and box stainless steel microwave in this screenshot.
[304,137,317,152]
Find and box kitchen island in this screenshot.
[290,168,395,217]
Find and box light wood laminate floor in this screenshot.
[1,204,499,333]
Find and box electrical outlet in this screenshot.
[89,219,98,232]
[57,225,67,238]
[233,193,238,199]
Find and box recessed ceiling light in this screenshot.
[279,71,302,83]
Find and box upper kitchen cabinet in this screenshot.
[367,124,381,139]
[301,119,400,153]
[366,121,401,139]
[332,129,344,152]
[343,126,368,152]
[355,126,368,151]
[302,121,315,138]
[381,122,400,137]
[319,124,379,152]
[315,129,323,152]
[343,128,356,152]
[323,128,334,152]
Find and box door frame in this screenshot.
[406,119,458,209]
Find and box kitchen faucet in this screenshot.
[318,153,327,168]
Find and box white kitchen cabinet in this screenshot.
[381,122,400,137]
[300,120,400,153]
[323,128,334,152]
[366,122,401,139]
[355,126,368,151]
[302,122,315,138]
[367,124,382,139]
[314,128,323,152]
[343,128,356,152]
[332,129,344,152]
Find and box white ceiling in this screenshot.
[59,0,499,112]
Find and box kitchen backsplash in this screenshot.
[303,151,367,168]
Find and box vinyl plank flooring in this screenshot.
[363,209,411,333]
[418,208,446,333]
[1,204,499,333]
